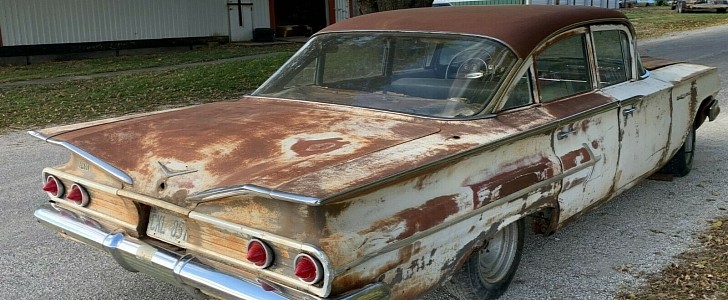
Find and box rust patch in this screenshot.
[467,157,555,209]
[562,175,588,191]
[580,119,590,133]
[331,242,419,295]
[52,97,441,199]
[291,137,350,156]
[362,194,460,242]
[541,92,612,119]
[641,56,681,71]
[560,147,592,171]
[591,139,600,149]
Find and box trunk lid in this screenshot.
[44,97,441,204]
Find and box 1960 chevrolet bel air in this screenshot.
[31,5,720,300]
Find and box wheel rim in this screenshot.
[477,222,519,284]
[684,129,695,165]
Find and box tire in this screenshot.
[662,125,696,177]
[445,219,525,300]
[717,8,727,13]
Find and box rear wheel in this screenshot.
[445,219,524,300]
[662,125,696,177]
[718,8,727,13]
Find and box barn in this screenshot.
[0,0,616,55]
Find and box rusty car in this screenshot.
[31,5,720,300]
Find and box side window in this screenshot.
[593,30,632,87]
[535,34,591,103]
[502,71,534,110]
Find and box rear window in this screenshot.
[254,32,518,118]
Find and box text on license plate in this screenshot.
[147,207,188,245]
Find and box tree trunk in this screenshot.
[357,0,435,15]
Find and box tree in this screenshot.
[357,0,435,15]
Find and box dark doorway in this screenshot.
[273,0,327,37]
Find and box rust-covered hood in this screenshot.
[37,97,441,203]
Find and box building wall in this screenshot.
[252,0,271,29]
[0,0,228,47]
[334,0,352,22]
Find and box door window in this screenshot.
[535,34,592,103]
[501,71,534,110]
[593,30,632,87]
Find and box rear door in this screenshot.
[529,29,621,222]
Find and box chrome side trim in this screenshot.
[187,184,323,206]
[28,131,133,185]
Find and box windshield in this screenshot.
[254,33,518,118]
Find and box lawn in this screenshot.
[4,6,728,133]
[0,53,291,131]
[0,43,300,84]
[622,6,728,39]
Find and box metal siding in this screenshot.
[335,0,350,22]
[0,0,228,46]
[252,0,271,29]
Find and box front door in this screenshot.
[603,79,672,190]
[228,0,253,41]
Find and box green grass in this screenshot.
[4,7,728,133]
[622,6,728,39]
[0,44,300,83]
[0,53,291,131]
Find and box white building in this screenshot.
[0,0,354,48]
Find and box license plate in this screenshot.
[147,207,188,245]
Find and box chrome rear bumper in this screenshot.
[34,204,388,300]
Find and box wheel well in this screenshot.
[529,207,559,236]
[695,96,717,129]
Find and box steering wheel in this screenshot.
[445,49,493,80]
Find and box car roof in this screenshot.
[318,5,628,58]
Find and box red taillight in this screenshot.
[246,239,273,268]
[294,253,323,284]
[42,175,64,198]
[66,184,90,207]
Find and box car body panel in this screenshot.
[30,6,722,300]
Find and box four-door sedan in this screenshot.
[31,5,720,300]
